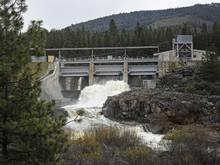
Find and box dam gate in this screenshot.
[45,46,159,97]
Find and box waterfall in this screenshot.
[76,80,130,108]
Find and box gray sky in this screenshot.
[23,0,220,31]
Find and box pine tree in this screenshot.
[27,20,47,56]
[212,22,220,52]
[134,22,143,45]
[109,19,118,34]
[0,0,67,163]
[199,45,220,82]
[120,29,128,46]
[108,19,119,46]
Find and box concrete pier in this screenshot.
[123,61,128,83]
[89,62,94,85]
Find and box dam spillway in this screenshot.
[60,57,158,83]
[45,46,159,98]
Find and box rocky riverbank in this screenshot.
[103,89,220,134]
[102,67,220,134]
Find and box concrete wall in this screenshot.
[31,56,47,62]
[94,75,123,84]
[192,49,206,61]
[40,62,64,101]
[128,75,156,88]
[59,77,89,93]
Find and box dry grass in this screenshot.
[64,126,153,165]
[87,126,141,148]
[64,125,220,165]
[161,125,220,165]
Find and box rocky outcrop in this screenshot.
[158,67,220,96]
[158,67,195,91]
[102,89,220,134]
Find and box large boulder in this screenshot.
[102,89,220,133]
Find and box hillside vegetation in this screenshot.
[67,3,220,32]
[47,20,220,54]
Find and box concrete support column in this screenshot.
[89,62,94,85]
[177,44,179,58]
[123,61,128,83]
[65,77,72,91]
[158,61,162,77]
[58,50,61,59]
[191,43,194,59]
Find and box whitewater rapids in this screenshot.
[63,80,164,149]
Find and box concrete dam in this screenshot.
[42,46,160,100]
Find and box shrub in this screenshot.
[169,62,178,72]
[185,83,196,93]
[65,134,103,165]
[90,126,141,149]
[122,146,152,165]
[214,82,220,95]
[64,126,220,165]
[64,126,152,165]
[199,50,220,82]
[163,129,182,141]
[162,126,220,165]
[76,108,86,116]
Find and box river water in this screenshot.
[63,81,164,149]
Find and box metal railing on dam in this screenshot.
[60,56,159,64]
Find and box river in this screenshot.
[63,80,164,149]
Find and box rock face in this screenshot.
[158,67,220,96]
[102,89,220,134]
[158,67,195,92]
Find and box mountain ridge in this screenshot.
[65,3,220,32]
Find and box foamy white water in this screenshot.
[63,80,164,149]
[66,80,130,108]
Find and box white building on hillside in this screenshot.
[154,35,206,77]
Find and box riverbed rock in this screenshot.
[143,123,167,134]
[102,89,220,133]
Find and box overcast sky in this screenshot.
[23,0,220,31]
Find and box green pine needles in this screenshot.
[0,0,67,164]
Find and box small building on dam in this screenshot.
[154,35,206,77]
[40,35,206,99]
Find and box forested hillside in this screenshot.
[46,20,220,53]
[67,3,220,32]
